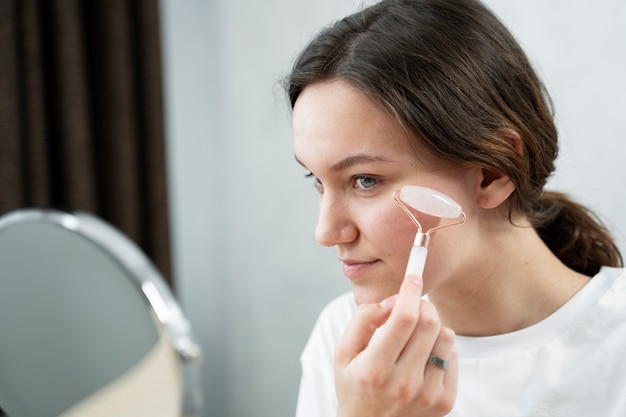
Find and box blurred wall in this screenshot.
[158,1,625,416]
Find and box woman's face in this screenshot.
[292,80,477,304]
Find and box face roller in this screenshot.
[393,186,466,276]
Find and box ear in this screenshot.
[477,128,522,209]
[477,169,516,209]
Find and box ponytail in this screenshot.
[533,192,623,276]
[284,0,623,277]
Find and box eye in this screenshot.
[305,172,324,192]
[355,176,378,190]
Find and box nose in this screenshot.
[314,192,358,247]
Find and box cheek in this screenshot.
[368,204,416,259]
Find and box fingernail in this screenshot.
[407,273,422,286]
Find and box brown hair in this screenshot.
[285,0,622,275]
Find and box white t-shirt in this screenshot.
[295,267,626,417]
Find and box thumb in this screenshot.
[334,295,397,367]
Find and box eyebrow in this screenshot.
[295,153,392,171]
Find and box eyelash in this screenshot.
[304,173,379,192]
[355,176,378,190]
[305,172,323,192]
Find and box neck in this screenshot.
[428,222,590,337]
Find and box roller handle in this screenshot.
[405,244,428,276]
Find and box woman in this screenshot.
[285,0,624,416]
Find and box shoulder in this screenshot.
[566,266,626,344]
[593,266,626,307]
[310,291,356,343]
[569,266,626,317]
[295,293,354,417]
[317,291,356,325]
[300,291,355,363]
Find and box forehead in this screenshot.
[292,80,417,170]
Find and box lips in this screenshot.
[341,259,380,278]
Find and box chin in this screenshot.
[352,284,399,306]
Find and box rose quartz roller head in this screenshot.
[393,186,466,276]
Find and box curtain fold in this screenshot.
[0,0,172,285]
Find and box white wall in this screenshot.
[159,1,626,416]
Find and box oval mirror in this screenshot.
[0,209,202,417]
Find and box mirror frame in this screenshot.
[0,208,202,415]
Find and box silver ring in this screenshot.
[428,354,449,370]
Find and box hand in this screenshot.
[334,273,458,417]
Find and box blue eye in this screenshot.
[356,176,377,189]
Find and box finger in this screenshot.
[423,326,455,383]
[334,299,394,367]
[440,348,459,410]
[395,300,443,372]
[413,347,459,416]
[443,347,459,389]
[417,342,459,416]
[368,273,424,362]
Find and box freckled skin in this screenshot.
[292,80,477,305]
